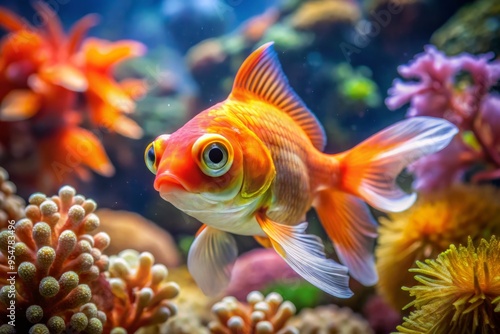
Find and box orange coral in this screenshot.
[0,3,146,192]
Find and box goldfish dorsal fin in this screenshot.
[230,42,326,151]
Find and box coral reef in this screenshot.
[102,249,179,333]
[397,236,500,333]
[375,184,500,311]
[0,185,110,333]
[0,3,146,192]
[94,209,180,268]
[290,0,361,32]
[386,45,500,192]
[288,304,373,334]
[208,291,298,334]
[431,0,500,56]
[185,0,362,108]
[0,167,24,229]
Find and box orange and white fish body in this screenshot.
[145,43,457,297]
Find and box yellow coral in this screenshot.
[375,184,500,311]
[397,236,500,333]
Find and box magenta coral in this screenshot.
[386,45,500,191]
[225,248,300,301]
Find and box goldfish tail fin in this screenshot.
[337,116,458,212]
[256,211,352,298]
[314,190,378,286]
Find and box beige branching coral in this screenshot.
[102,249,179,333]
[0,185,180,333]
[208,291,298,334]
[0,185,110,333]
[0,167,25,229]
[376,184,500,311]
[288,305,373,334]
[158,266,214,334]
[397,236,500,333]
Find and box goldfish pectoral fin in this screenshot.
[256,213,352,298]
[339,116,458,212]
[315,190,378,286]
[254,235,273,248]
[187,226,237,296]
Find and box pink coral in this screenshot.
[225,248,300,301]
[386,46,500,191]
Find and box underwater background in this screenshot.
[0,0,499,333]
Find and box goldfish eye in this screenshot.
[193,134,233,177]
[203,143,228,170]
[144,142,157,174]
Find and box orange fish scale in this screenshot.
[224,99,322,225]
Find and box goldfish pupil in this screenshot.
[208,148,224,164]
[148,147,155,162]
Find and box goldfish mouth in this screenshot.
[154,172,188,192]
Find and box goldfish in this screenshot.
[145,43,457,297]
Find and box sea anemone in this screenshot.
[0,185,110,333]
[397,236,500,333]
[0,167,24,229]
[375,184,500,311]
[288,304,373,334]
[102,249,179,333]
[208,291,298,334]
[0,3,146,192]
